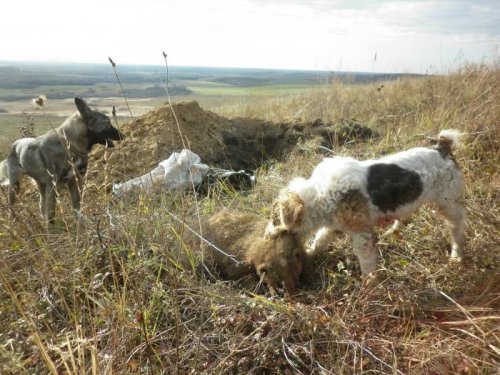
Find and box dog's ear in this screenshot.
[75,97,92,118]
[280,192,304,230]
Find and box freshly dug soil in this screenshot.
[87,100,378,188]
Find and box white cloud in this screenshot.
[1,0,498,73]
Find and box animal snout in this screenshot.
[116,129,126,140]
[104,128,125,148]
[108,127,125,141]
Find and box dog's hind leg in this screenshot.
[7,182,19,207]
[6,153,22,209]
[439,201,466,261]
[7,183,20,222]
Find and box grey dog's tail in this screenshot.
[0,158,8,186]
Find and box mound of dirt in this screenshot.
[87,101,378,188]
[87,101,294,184]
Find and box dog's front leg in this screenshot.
[35,181,47,217]
[67,176,81,218]
[45,184,57,227]
[351,231,378,277]
[381,220,402,238]
[309,227,336,255]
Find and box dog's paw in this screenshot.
[448,255,462,263]
[74,209,84,220]
[449,246,463,262]
[361,271,381,290]
[380,220,402,238]
[305,246,317,256]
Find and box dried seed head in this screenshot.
[108,57,116,68]
[33,94,47,107]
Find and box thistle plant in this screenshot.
[108,57,134,120]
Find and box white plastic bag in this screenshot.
[112,149,209,197]
[160,149,209,190]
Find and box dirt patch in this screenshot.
[293,118,379,149]
[87,101,378,187]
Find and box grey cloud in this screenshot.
[247,0,500,37]
[416,2,500,37]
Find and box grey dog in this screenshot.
[0,97,124,227]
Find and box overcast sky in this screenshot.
[2,0,498,73]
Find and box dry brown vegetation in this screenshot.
[0,64,499,374]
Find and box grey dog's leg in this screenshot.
[6,154,21,209]
[8,182,19,207]
[36,181,47,217]
[45,184,57,226]
[67,176,81,216]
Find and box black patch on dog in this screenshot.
[367,163,423,212]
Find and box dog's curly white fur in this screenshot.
[266,129,465,278]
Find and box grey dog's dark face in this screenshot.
[74,97,125,149]
[86,111,125,148]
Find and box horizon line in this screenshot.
[0,59,426,76]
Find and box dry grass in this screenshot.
[0,64,499,374]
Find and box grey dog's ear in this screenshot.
[75,97,92,118]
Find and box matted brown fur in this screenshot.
[269,192,305,233]
[182,210,305,294]
[334,189,371,232]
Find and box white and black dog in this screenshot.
[0,97,124,227]
[266,130,465,278]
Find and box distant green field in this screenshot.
[0,113,135,157]
[1,61,416,102]
[186,82,318,96]
[0,113,57,136]
[0,113,134,139]
[0,61,415,150]
[0,80,320,103]
[0,114,62,155]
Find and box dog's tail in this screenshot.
[435,129,463,157]
[0,158,8,186]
